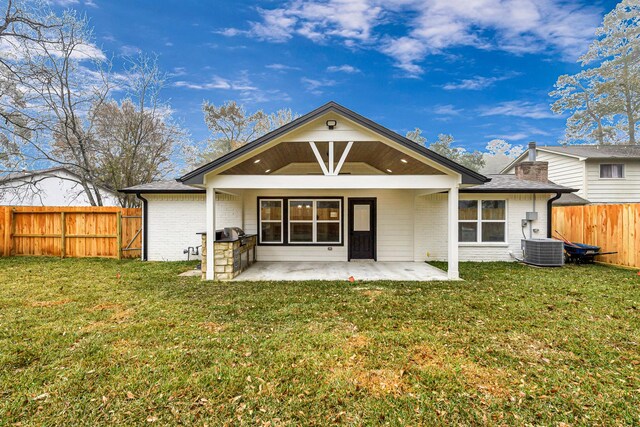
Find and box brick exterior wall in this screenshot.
[143,193,242,261]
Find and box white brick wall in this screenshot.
[143,193,242,261]
[143,190,552,263]
[414,192,550,262]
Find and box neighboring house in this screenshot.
[122,102,575,280]
[502,143,640,205]
[0,167,120,206]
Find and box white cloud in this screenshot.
[479,101,555,119]
[489,132,529,141]
[301,77,337,95]
[169,67,187,77]
[0,36,105,62]
[433,104,463,115]
[223,0,603,76]
[119,45,142,56]
[326,64,360,73]
[266,63,301,71]
[173,72,290,104]
[443,73,519,90]
[46,0,79,5]
[174,75,256,91]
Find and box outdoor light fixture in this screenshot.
[386,169,393,173]
[400,158,408,164]
[265,169,271,173]
[254,159,261,164]
[326,119,337,129]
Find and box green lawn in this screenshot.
[0,258,639,426]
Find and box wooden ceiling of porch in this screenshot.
[220,141,445,175]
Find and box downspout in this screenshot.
[136,193,148,261]
[547,192,562,238]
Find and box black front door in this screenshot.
[348,198,376,260]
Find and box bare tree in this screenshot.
[91,55,184,207]
[0,0,61,173]
[3,7,112,205]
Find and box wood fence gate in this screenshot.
[0,206,142,259]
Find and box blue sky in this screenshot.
[53,0,619,152]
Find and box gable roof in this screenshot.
[0,167,117,195]
[1,167,71,183]
[501,144,640,173]
[538,145,640,159]
[461,174,576,193]
[179,101,489,185]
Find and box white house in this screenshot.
[0,167,120,206]
[503,143,640,205]
[122,102,575,281]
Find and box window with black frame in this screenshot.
[458,200,506,243]
[259,199,283,243]
[259,198,342,245]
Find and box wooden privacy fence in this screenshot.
[552,204,640,269]
[0,206,142,259]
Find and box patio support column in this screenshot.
[206,187,216,280]
[447,185,459,280]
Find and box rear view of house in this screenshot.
[123,102,575,281]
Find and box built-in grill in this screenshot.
[215,227,250,246]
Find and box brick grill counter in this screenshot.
[199,233,256,280]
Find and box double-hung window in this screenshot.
[289,199,341,244]
[259,197,342,245]
[459,200,506,243]
[600,164,624,179]
[259,199,283,243]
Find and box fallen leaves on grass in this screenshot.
[30,299,71,307]
[409,344,511,398]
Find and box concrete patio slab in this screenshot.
[231,261,449,282]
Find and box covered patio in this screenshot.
[231,261,449,282]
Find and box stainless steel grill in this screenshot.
[216,227,249,245]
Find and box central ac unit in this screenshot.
[521,238,564,267]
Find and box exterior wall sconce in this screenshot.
[326,119,337,129]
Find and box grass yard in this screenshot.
[0,258,639,426]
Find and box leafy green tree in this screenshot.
[185,101,297,168]
[406,128,485,172]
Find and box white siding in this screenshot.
[535,151,585,197]
[585,160,640,203]
[0,170,120,206]
[414,193,550,262]
[242,189,415,262]
[143,193,242,261]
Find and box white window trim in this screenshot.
[458,199,508,244]
[259,198,283,244]
[599,163,625,179]
[288,198,342,244]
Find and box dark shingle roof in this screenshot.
[119,180,204,193]
[553,192,590,206]
[540,145,640,159]
[179,101,489,186]
[462,174,576,193]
